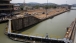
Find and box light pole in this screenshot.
[66,1,68,10]
[45,0,49,40]
[46,0,48,18]
[23,0,25,11]
[66,1,67,4]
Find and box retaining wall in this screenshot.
[11,16,40,31]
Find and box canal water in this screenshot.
[0,9,76,43]
[21,10,76,39]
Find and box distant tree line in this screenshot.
[19,4,58,10]
[32,5,57,9]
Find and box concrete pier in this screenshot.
[65,19,76,43]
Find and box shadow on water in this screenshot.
[0,20,8,24]
[49,16,55,19]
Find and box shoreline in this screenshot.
[6,18,76,43]
[0,8,70,24]
[10,8,70,32]
[4,8,72,43]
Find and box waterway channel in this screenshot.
[0,8,76,43]
[21,10,76,39]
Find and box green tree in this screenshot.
[33,5,40,9]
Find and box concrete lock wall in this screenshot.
[11,16,40,31]
[7,33,65,43]
[11,18,23,31]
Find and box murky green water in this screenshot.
[0,9,76,43]
[21,10,76,39]
[0,23,23,43]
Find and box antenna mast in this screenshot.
[23,0,25,10]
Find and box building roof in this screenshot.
[14,4,20,7]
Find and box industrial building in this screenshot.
[0,0,13,14]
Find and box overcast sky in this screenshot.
[10,0,76,5]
